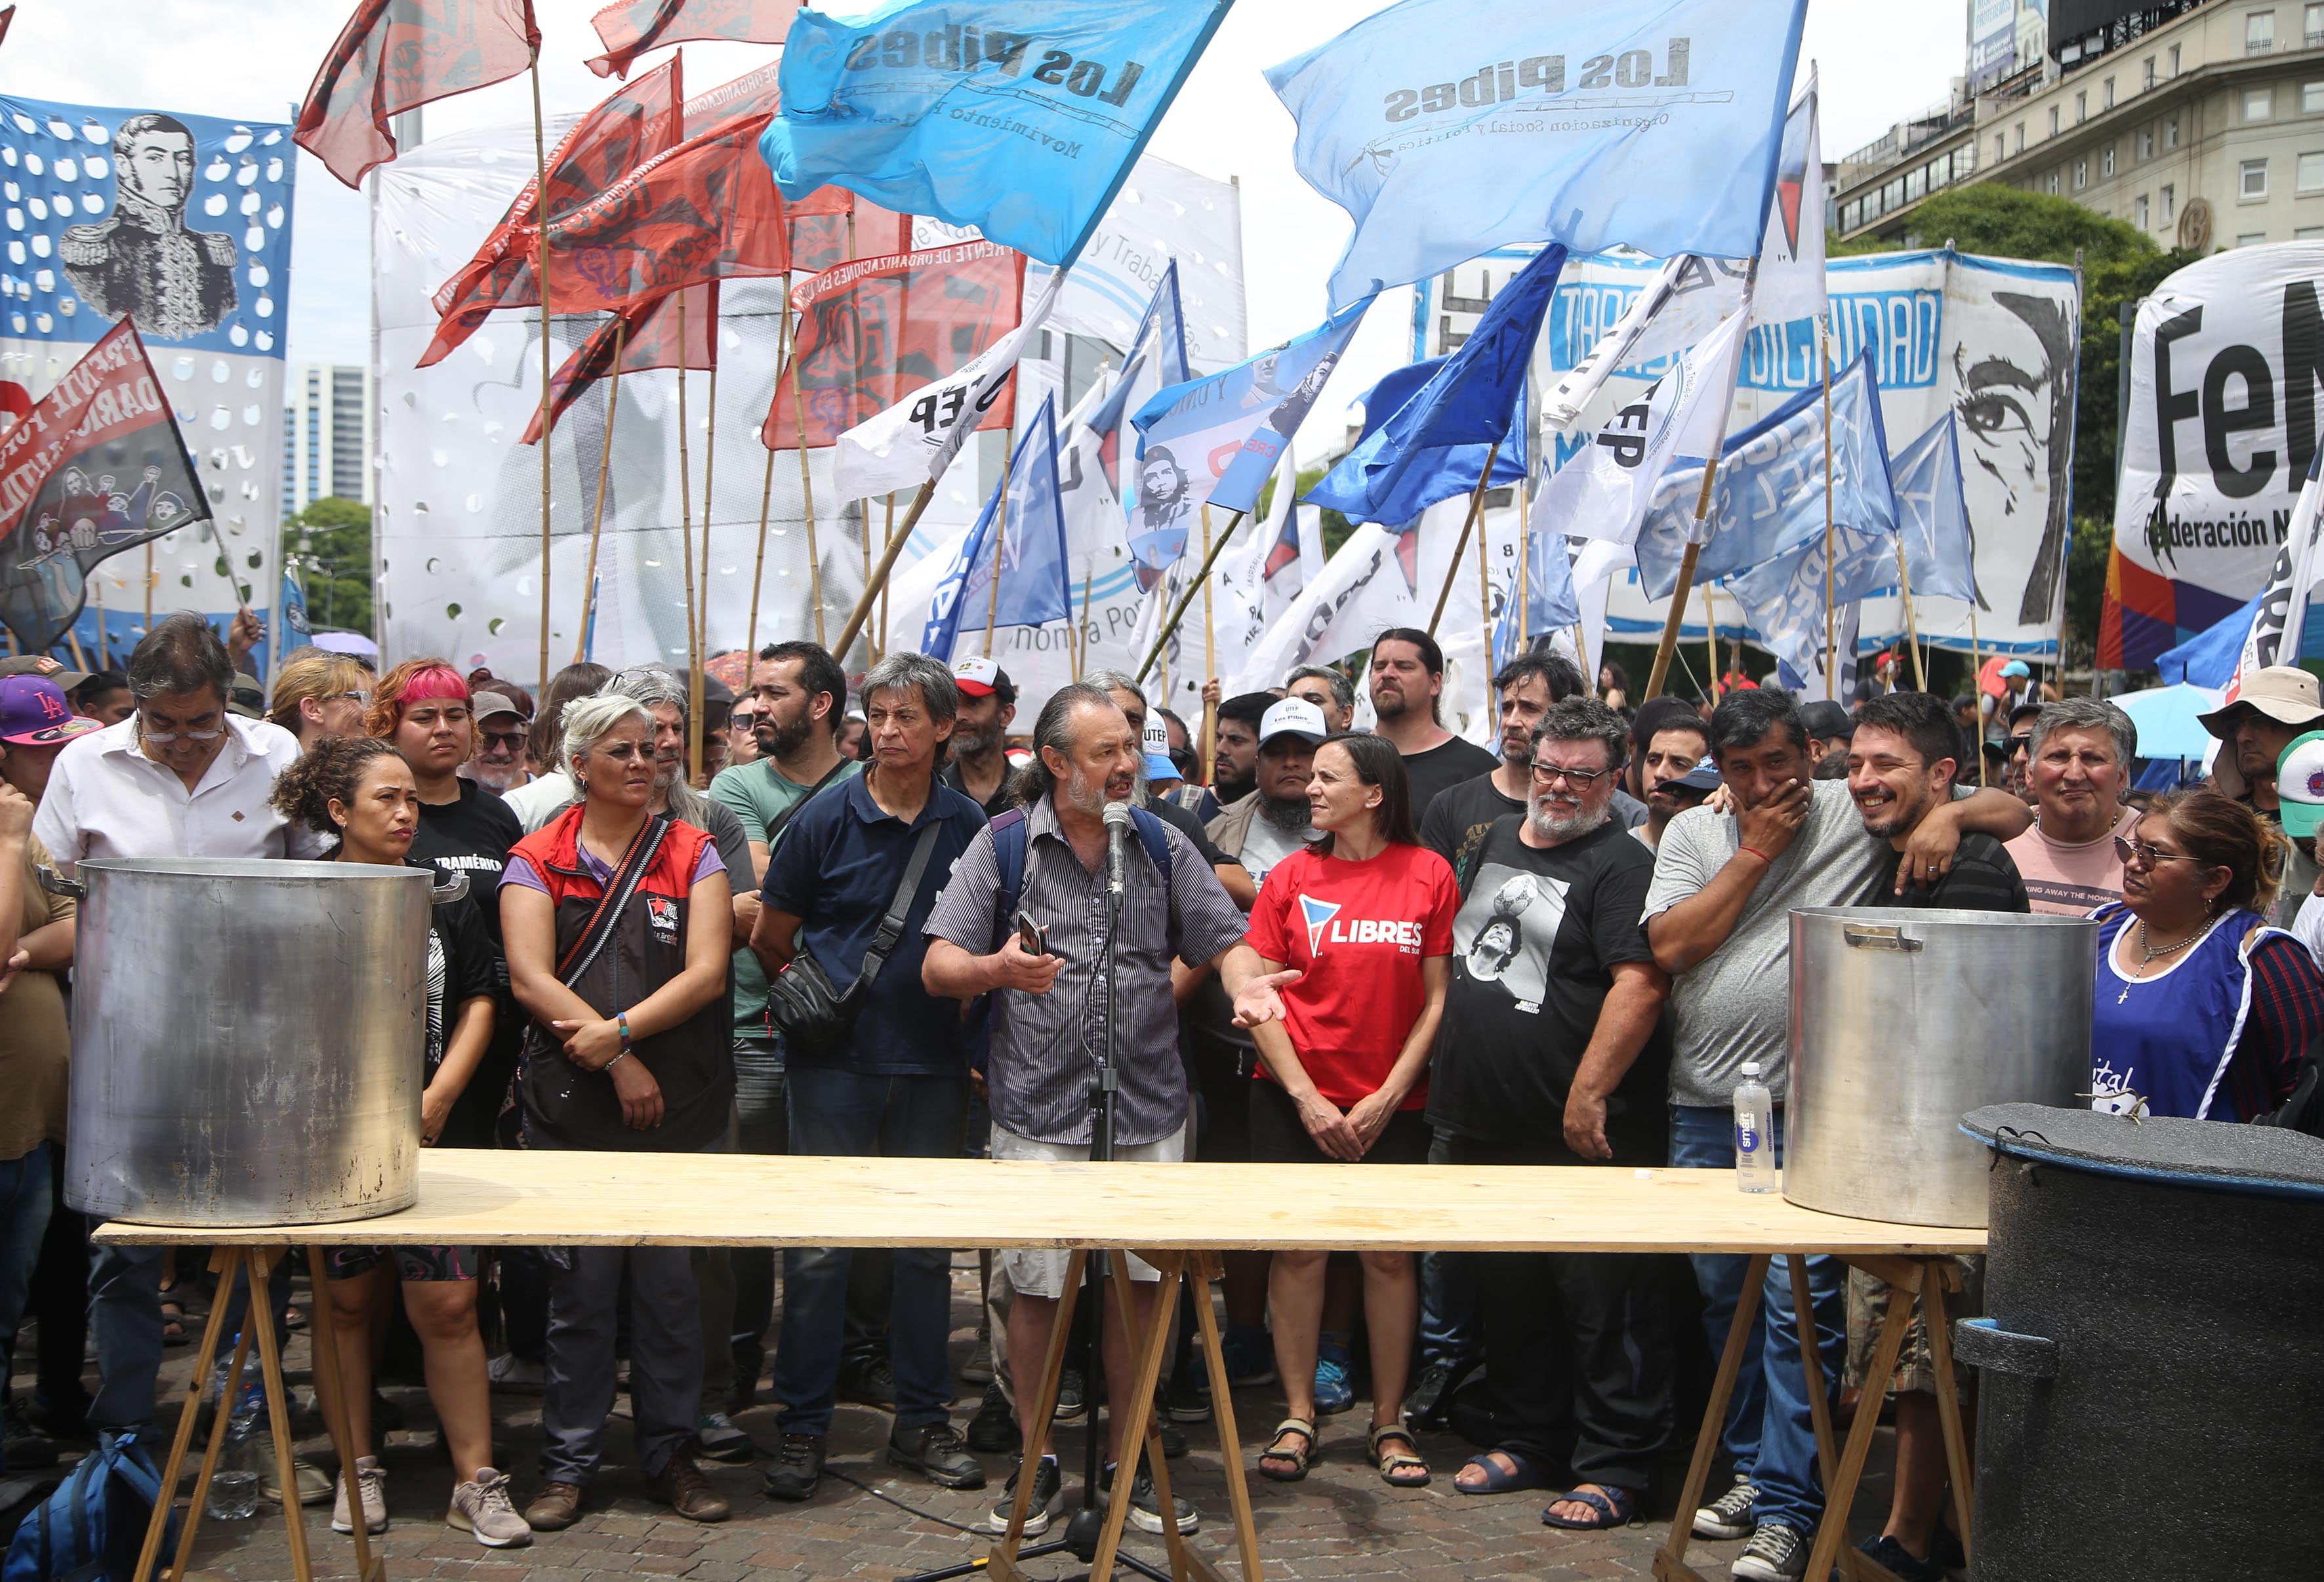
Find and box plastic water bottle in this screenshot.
[1733,1062,1779,1194]
[205,1374,263,1520]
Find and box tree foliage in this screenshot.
[1831,184,2199,665]
[288,496,375,638]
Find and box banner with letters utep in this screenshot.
[2103,242,2324,670]
[1536,245,2080,659]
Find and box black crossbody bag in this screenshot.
[765,819,942,1055]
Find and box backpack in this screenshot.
[990,803,1177,960]
[5,1430,178,1582]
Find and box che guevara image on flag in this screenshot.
[0,318,209,652]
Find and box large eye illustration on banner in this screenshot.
[1950,288,2076,625]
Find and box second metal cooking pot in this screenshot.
[1784,906,2097,1227]
[52,857,460,1227]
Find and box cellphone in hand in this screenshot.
[1016,909,1050,957]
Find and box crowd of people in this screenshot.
[1,615,2316,1579]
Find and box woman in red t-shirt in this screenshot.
[1242,733,1456,1490]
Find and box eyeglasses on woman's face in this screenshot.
[2113,834,2213,871]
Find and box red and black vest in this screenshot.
[511,805,733,1152]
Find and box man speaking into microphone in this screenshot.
[924,681,1295,1536]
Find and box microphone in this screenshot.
[1102,798,1131,897]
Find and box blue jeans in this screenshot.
[1668,1104,1846,1537]
[88,1234,291,1436]
[1417,1128,1478,1366]
[0,1143,51,1466]
[773,1064,966,1438]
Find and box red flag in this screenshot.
[680,60,911,270]
[295,0,542,189]
[422,57,687,368]
[760,241,1025,451]
[0,320,210,651]
[532,113,790,314]
[523,282,716,445]
[0,9,15,53]
[586,0,804,79]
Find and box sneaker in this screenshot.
[447,1468,533,1549]
[1165,1367,1211,1425]
[960,1337,996,1387]
[1858,1535,1944,1582]
[1693,1472,1757,1541]
[839,1355,897,1409]
[1312,1342,1355,1417]
[695,1411,753,1463]
[1051,1366,1086,1421]
[966,1381,1021,1455]
[760,1432,826,1502]
[887,1421,986,1490]
[1732,1520,1808,1582]
[1106,1463,1197,1535]
[266,1457,335,1509]
[486,1354,546,1392]
[987,1456,1061,1536]
[331,1455,387,1535]
[1219,1325,1276,1389]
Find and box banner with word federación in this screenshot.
[2104,241,2324,670]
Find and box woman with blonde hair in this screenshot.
[2089,788,2323,1122]
[268,652,373,750]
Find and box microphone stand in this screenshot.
[904,834,1175,1582]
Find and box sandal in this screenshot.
[158,1300,188,1347]
[1257,1417,1316,1482]
[1368,1423,1429,1488]
[1454,1449,1551,1494]
[1541,1483,1636,1531]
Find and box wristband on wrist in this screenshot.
[605,1049,630,1072]
[1738,845,1773,866]
[617,1011,632,1052]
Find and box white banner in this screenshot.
[1539,247,2081,659]
[2110,241,2324,668]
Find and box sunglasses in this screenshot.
[2113,835,2215,870]
[480,728,526,752]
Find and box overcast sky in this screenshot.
[6,0,1971,460]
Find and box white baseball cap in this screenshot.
[1259,697,1329,747]
[951,655,1008,699]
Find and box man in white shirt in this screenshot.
[32,615,327,1497]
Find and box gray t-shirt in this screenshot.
[922,795,1248,1146]
[1642,779,1890,1108]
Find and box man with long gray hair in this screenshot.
[924,682,1296,1539]
[750,653,991,1501]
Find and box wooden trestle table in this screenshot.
[96,1150,1984,1582]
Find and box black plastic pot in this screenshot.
[1957,1104,2324,1581]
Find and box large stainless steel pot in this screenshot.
[1784,907,2096,1227]
[49,857,460,1227]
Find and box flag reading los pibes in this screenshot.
[0,320,208,651]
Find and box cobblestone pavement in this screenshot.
[9,1257,1913,1581]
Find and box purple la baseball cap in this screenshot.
[0,676,103,746]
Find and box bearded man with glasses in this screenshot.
[32,611,331,1479]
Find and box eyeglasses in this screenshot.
[136,720,225,744]
[1529,760,1612,788]
[329,689,372,706]
[2113,835,2214,870]
[480,729,526,752]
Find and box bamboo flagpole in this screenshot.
[677,293,700,683]
[859,499,874,658]
[1074,568,1092,681]
[1820,319,1837,699]
[835,479,941,657]
[981,439,1013,659]
[1133,510,1251,683]
[1969,603,1987,786]
[689,312,718,782]
[1705,583,1719,699]
[746,291,796,662]
[530,52,554,692]
[575,319,626,663]
[1200,504,1217,782]
[1428,441,1503,637]
[1644,262,1759,701]
[793,319,823,648]
[879,492,897,660]
[1894,537,1928,691]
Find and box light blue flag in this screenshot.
[1128,298,1372,580]
[1264,0,1810,312]
[922,395,1070,657]
[1890,413,1978,606]
[1111,263,1194,580]
[1493,531,1581,671]
[1730,516,1895,695]
[1305,245,1561,526]
[761,0,1233,267]
[1634,348,1898,601]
